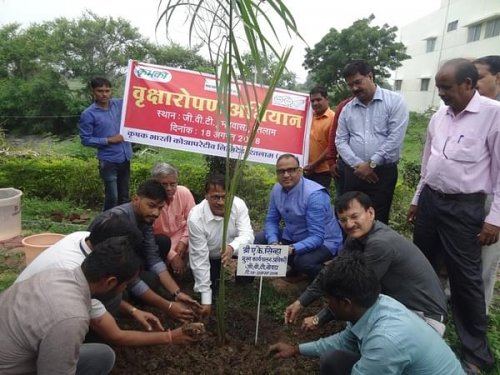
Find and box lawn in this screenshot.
[1,119,500,373]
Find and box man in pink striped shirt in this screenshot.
[407,58,500,374]
[152,163,196,278]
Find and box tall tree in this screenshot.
[303,15,409,90]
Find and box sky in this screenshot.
[0,0,442,82]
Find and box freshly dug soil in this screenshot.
[110,279,343,375]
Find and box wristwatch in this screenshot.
[369,160,377,169]
[312,315,320,326]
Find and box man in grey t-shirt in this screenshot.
[0,237,140,375]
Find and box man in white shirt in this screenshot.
[188,173,254,317]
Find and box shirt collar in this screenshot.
[352,85,381,107]
[202,199,224,222]
[350,295,382,340]
[80,238,92,257]
[445,90,481,116]
[314,107,331,120]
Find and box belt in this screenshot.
[375,162,398,170]
[427,186,485,203]
[425,313,445,323]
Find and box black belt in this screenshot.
[425,313,445,323]
[427,186,485,203]
[374,162,398,170]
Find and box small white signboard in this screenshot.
[236,244,289,277]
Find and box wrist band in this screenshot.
[166,329,172,343]
[168,302,173,311]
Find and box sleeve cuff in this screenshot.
[201,290,212,305]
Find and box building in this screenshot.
[393,0,500,112]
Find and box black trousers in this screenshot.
[137,235,172,294]
[342,163,397,224]
[304,171,332,190]
[320,350,360,375]
[413,185,493,369]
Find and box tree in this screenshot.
[303,15,409,91]
[239,52,297,90]
[149,43,212,73]
[0,13,211,136]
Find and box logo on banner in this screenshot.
[134,66,172,83]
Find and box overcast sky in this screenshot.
[1,0,441,81]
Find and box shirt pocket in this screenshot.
[372,114,389,135]
[444,136,483,162]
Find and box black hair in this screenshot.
[342,60,374,79]
[87,214,143,252]
[309,86,328,98]
[335,191,373,214]
[321,251,380,308]
[90,77,112,89]
[473,55,500,75]
[276,153,300,166]
[442,58,478,87]
[204,173,226,193]
[136,179,167,202]
[81,236,141,284]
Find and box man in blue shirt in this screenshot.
[269,252,465,375]
[255,153,343,279]
[80,77,133,211]
[335,60,409,224]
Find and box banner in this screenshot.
[121,60,312,166]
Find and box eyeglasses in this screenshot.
[161,182,178,188]
[276,167,300,176]
[208,194,225,201]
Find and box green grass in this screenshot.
[22,197,96,235]
[0,253,23,292]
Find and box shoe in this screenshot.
[461,360,481,375]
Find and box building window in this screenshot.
[467,24,482,42]
[420,78,430,91]
[394,80,402,91]
[485,18,500,38]
[426,38,436,53]
[447,20,458,32]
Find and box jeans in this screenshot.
[77,343,115,375]
[99,160,130,211]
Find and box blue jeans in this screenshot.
[99,160,130,211]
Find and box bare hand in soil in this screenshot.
[168,301,195,322]
[301,315,318,331]
[268,342,299,358]
[133,309,164,332]
[284,300,302,324]
[170,325,203,344]
[176,292,202,310]
[181,322,205,338]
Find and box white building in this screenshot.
[393,0,500,112]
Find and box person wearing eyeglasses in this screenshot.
[151,163,196,278]
[335,60,409,224]
[187,173,255,318]
[285,191,447,339]
[255,153,343,280]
